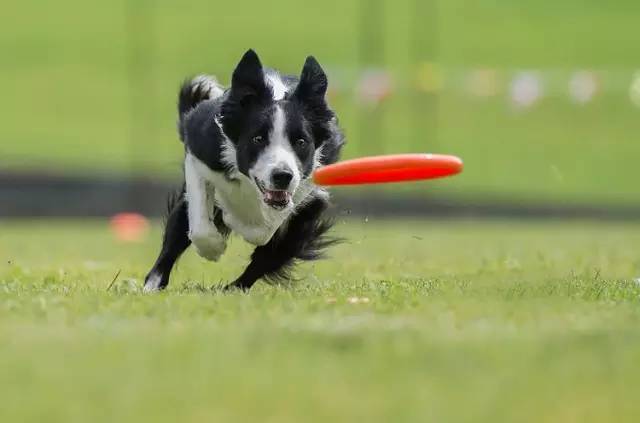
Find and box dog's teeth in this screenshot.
[266,191,280,200]
[264,190,290,205]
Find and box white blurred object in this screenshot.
[569,71,599,105]
[630,72,640,108]
[509,72,543,109]
[466,68,499,98]
[356,69,394,106]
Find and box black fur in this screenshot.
[178,78,215,120]
[181,101,230,173]
[144,50,345,292]
[147,189,191,290]
[225,197,341,290]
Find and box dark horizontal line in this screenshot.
[1,171,639,221]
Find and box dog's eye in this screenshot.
[295,138,307,148]
[252,136,264,144]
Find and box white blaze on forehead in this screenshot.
[268,106,299,172]
[270,105,288,146]
[250,105,301,191]
[266,74,287,101]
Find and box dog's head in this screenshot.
[219,50,335,211]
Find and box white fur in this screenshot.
[265,73,287,100]
[184,154,228,260]
[193,75,225,100]
[214,114,240,172]
[313,144,325,169]
[143,272,162,293]
[186,152,282,245]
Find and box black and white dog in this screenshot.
[143,50,345,292]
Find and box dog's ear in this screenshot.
[228,49,268,104]
[294,56,328,101]
[294,56,334,146]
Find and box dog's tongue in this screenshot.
[265,190,289,203]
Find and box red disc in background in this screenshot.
[110,213,149,242]
[312,154,463,186]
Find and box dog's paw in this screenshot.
[222,280,251,293]
[190,233,227,261]
[143,272,165,293]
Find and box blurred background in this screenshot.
[2,0,639,218]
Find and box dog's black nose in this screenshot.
[271,170,293,189]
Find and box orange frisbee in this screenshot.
[313,154,463,186]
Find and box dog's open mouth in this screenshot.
[255,178,292,210]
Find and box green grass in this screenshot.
[2,219,640,422]
[1,0,640,204]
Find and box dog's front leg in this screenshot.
[184,153,229,261]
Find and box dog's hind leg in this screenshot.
[143,193,191,292]
[224,196,339,292]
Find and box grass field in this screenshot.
[2,0,640,204]
[2,219,640,422]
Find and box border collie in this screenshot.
[143,50,345,292]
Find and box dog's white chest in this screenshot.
[213,177,288,246]
[185,153,293,248]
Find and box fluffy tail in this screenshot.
[177,75,224,142]
[178,75,224,118]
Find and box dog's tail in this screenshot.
[177,75,225,142]
[178,75,225,118]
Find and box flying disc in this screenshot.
[313,153,463,186]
